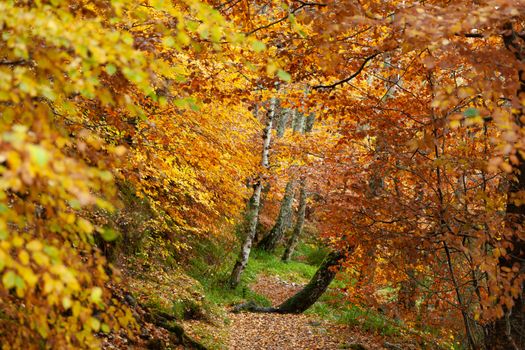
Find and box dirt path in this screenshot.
[227,274,376,350]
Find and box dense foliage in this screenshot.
[1,0,524,349]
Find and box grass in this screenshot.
[185,238,273,309]
[247,248,318,283]
[126,229,453,349]
[307,301,402,336]
[186,241,322,308]
[184,237,405,338]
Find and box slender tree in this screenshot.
[230,97,277,288]
[258,110,304,252]
[282,177,307,262]
[281,113,315,261]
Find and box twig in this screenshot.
[312,52,381,90]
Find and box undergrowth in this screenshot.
[186,238,405,338]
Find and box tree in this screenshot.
[282,177,307,262]
[234,248,351,314]
[217,1,525,347]
[230,97,278,288]
[0,0,268,346]
[485,22,525,350]
[282,113,315,262]
[257,178,295,252]
[278,249,349,313]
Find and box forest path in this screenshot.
[226,274,376,350]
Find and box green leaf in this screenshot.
[163,36,176,48]
[251,40,266,53]
[101,323,111,333]
[100,228,119,242]
[277,69,291,82]
[90,287,103,303]
[99,171,113,182]
[14,275,25,290]
[2,270,16,289]
[43,245,60,259]
[105,64,117,75]
[463,108,478,118]
[28,145,49,167]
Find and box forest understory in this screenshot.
[1,1,524,349]
[99,236,448,350]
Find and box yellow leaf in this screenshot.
[19,250,30,265]
[90,287,103,304]
[27,240,43,251]
[88,317,101,331]
[77,218,94,234]
[2,270,16,289]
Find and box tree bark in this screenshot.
[304,113,315,133]
[291,110,305,133]
[277,249,347,313]
[229,98,277,288]
[486,157,525,350]
[485,24,525,349]
[259,111,311,252]
[257,179,295,252]
[282,178,307,262]
[233,249,349,314]
[276,108,290,138]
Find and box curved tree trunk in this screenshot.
[258,179,295,252]
[229,98,277,288]
[282,178,307,262]
[233,249,350,314]
[277,249,348,313]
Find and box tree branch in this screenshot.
[0,59,31,66]
[312,52,381,90]
[246,6,305,36]
[245,1,325,36]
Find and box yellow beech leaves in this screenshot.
[0,0,266,347]
[1,0,525,348]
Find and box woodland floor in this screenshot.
[226,274,387,350]
[103,247,431,350]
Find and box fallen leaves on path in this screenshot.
[227,274,388,350]
[250,274,303,305]
[228,312,349,350]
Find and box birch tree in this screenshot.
[230,97,277,288]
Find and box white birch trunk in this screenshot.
[229,97,277,288]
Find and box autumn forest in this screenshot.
[1,0,524,349]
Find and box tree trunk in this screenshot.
[304,113,315,133]
[485,24,525,349]
[282,178,307,262]
[276,108,290,138]
[397,269,417,312]
[233,249,350,314]
[259,111,310,252]
[291,110,305,133]
[277,249,347,313]
[257,179,295,252]
[229,98,277,288]
[485,158,525,350]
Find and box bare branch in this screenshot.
[312,52,381,90]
